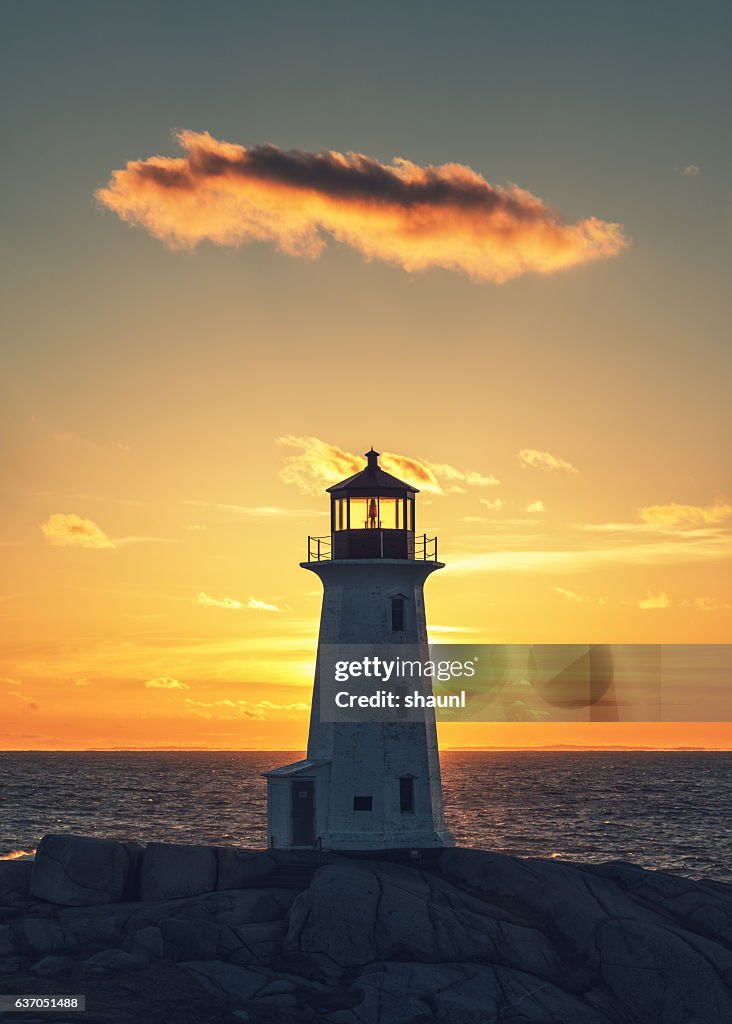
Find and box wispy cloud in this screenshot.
[196,592,244,610]
[245,597,282,612]
[40,513,115,549]
[688,596,731,612]
[638,592,671,610]
[553,586,588,602]
[195,592,282,612]
[480,498,504,511]
[678,165,700,177]
[7,691,39,710]
[39,513,170,549]
[145,676,189,690]
[450,532,732,575]
[518,449,579,473]
[278,435,498,495]
[525,500,546,513]
[183,696,309,720]
[2,677,23,687]
[638,501,732,528]
[97,130,628,283]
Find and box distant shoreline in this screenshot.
[0,746,730,753]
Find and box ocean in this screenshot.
[0,750,729,882]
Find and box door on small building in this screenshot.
[291,780,315,846]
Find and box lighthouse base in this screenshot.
[263,758,454,851]
[318,829,455,852]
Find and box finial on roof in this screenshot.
[365,448,380,467]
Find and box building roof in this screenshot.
[326,449,419,496]
[261,758,331,778]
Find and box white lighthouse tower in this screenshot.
[264,448,453,850]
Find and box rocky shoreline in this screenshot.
[1,834,731,1023]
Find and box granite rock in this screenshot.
[215,848,277,890]
[0,860,33,902]
[140,842,217,901]
[30,834,141,906]
[1,842,730,1024]
[84,948,143,971]
[31,955,73,977]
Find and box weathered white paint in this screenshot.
[266,558,453,850]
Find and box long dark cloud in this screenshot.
[97,130,628,282]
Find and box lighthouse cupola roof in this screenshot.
[327,448,419,497]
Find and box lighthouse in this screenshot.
[264,448,453,850]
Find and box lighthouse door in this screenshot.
[291,780,315,846]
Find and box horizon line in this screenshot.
[0,745,730,753]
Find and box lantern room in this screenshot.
[327,448,418,560]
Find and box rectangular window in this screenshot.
[336,498,347,531]
[407,496,415,532]
[391,597,405,632]
[353,796,373,811]
[400,777,415,814]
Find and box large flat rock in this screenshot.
[140,842,217,900]
[30,834,141,906]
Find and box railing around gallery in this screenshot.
[414,533,438,562]
[307,535,332,562]
[306,533,438,562]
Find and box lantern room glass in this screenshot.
[333,495,415,532]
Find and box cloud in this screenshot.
[183,696,309,720]
[679,165,700,177]
[97,130,628,283]
[278,435,498,494]
[40,513,171,549]
[638,502,732,528]
[685,596,731,611]
[525,500,546,513]
[449,531,732,575]
[8,692,38,711]
[40,513,115,549]
[145,676,189,690]
[245,597,282,612]
[480,498,504,511]
[195,592,282,612]
[638,592,671,610]
[2,677,23,687]
[518,449,579,473]
[553,586,588,602]
[196,592,244,610]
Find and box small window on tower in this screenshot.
[391,597,405,632]
[353,796,373,811]
[400,776,415,814]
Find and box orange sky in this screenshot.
[2,11,731,751]
[1,432,730,750]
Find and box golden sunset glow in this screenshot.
[2,428,730,750]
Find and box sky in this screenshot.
[1,1,731,750]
